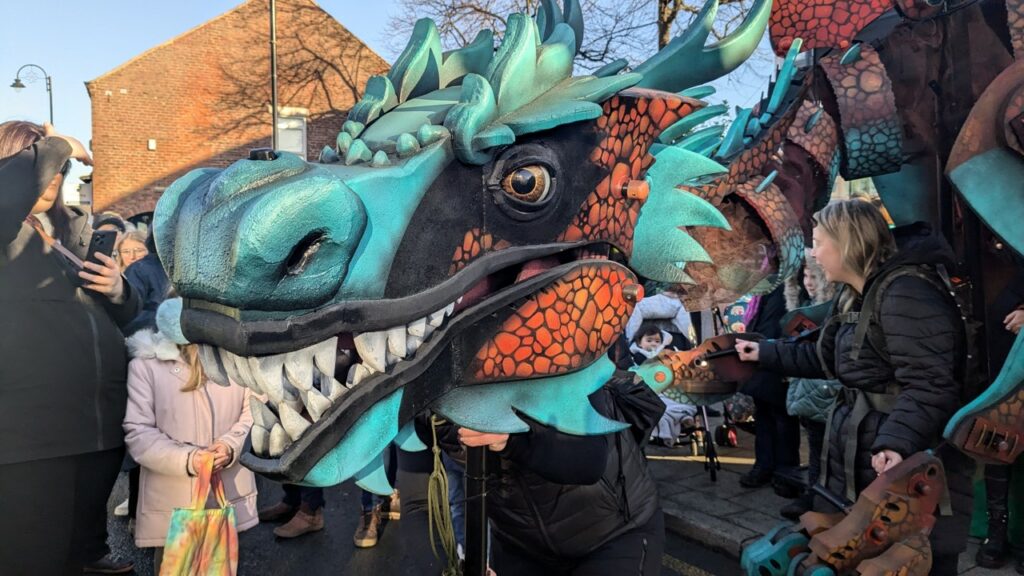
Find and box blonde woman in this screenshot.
[123,298,258,573]
[116,230,149,269]
[736,200,970,573]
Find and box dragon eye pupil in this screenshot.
[512,169,537,194]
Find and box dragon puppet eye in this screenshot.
[501,165,551,203]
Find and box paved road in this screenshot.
[106,473,737,575]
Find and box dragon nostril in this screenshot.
[285,232,326,276]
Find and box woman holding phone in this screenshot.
[0,120,139,575]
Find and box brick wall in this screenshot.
[86,0,389,215]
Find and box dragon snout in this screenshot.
[158,152,368,310]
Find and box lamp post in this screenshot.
[270,0,279,150]
[11,64,53,124]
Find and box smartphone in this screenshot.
[84,230,118,269]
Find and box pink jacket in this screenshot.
[123,330,258,547]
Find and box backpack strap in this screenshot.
[850,265,952,364]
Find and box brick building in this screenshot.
[86,0,388,215]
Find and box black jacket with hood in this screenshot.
[0,137,140,465]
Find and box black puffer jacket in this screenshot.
[758,224,970,555]
[0,137,140,465]
[485,374,664,562]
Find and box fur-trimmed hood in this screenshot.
[126,329,182,362]
[785,249,837,311]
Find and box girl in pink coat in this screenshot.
[123,298,258,572]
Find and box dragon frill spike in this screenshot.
[632,0,772,93]
[535,0,585,53]
[388,18,443,103]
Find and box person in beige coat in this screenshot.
[123,298,258,572]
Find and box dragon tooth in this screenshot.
[304,387,332,422]
[254,358,286,405]
[406,333,424,357]
[354,331,388,373]
[249,396,279,430]
[444,302,455,317]
[427,307,445,327]
[385,350,402,367]
[198,345,230,387]
[282,392,304,417]
[248,355,284,397]
[268,423,290,457]
[278,402,311,441]
[219,348,246,388]
[283,350,314,391]
[386,326,407,360]
[407,317,427,338]
[251,425,270,456]
[233,354,263,392]
[312,337,338,377]
[326,377,346,401]
[351,363,373,386]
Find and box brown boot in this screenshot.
[383,490,401,520]
[258,501,297,523]
[273,508,324,538]
[353,507,381,548]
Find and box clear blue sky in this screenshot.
[0,0,770,187]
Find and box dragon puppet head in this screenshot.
[153,0,804,493]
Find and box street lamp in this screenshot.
[10,64,53,124]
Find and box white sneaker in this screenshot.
[114,498,130,517]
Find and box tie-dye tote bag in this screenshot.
[159,452,239,576]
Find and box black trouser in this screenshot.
[282,484,325,512]
[753,399,801,477]
[802,418,826,488]
[491,510,665,576]
[0,447,123,576]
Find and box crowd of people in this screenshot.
[1,117,1021,576]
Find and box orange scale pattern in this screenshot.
[559,89,702,255]
[769,0,894,55]
[1011,0,1024,59]
[468,264,637,383]
[787,100,840,175]
[450,229,512,275]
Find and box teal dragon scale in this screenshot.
[152,0,781,494]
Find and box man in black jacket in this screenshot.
[0,122,140,576]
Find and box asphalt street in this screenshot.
[105,473,738,575]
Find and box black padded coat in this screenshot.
[485,374,665,562]
[757,224,971,556]
[0,137,140,465]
